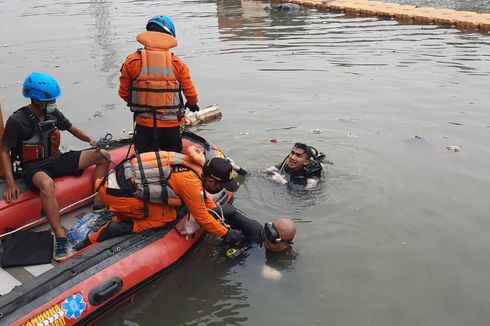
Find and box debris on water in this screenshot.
[123,320,141,326]
[54,64,60,68]
[346,132,358,138]
[448,122,463,126]
[0,84,8,88]
[261,265,282,281]
[93,111,103,118]
[2,44,9,47]
[121,129,126,133]
[270,138,278,144]
[310,129,321,134]
[266,126,296,131]
[72,81,80,85]
[414,135,423,140]
[128,131,134,136]
[239,131,250,136]
[277,3,301,11]
[446,145,462,152]
[16,80,22,84]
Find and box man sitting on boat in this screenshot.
[75,148,243,249]
[0,72,111,261]
[265,142,324,189]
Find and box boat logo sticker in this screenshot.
[61,293,87,320]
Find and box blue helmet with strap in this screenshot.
[146,15,176,37]
[22,72,61,101]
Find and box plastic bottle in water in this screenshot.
[66,212,98,244]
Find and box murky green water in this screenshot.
[1,1,490,325]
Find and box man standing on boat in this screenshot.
[119,15,200,153]
[0,72,111,261]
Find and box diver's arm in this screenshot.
[305,177,319,190]
[265,165,279,173]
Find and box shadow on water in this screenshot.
[89,0,119,88]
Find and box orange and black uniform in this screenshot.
[85,151,228,245]
[119,31,198,153]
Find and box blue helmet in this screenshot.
[146,15,176,37]
[22,72,61,101]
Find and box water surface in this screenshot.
[1,1,489,325]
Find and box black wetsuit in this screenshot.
[211,204,264,243]
[274,160,322,187]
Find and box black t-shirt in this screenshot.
[2,105,72,162]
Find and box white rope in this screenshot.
[0,192,97,239]
[207,205,229,228]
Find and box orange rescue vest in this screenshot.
[129,31,184,123]
[102,146,205,216]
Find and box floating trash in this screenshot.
[121,129,126,133]
[270,138,278,144]
[446,145,462,152]
[2,44,9,47]
[310,129,321,134]
[261,265,282,281]
[346,132,358,138]
[93,111,103,118]
[239,131,250,136]
[448,122,463,126]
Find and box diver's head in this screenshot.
[287,143,311,171]
[263,218,296,252]
[202,158,240,194]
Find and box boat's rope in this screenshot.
[0,192,97,239]
[207,205,230,228]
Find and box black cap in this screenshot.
[203,158,240,192]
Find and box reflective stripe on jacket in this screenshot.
[105,146,205,208]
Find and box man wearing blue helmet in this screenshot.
[119,15,200,153]
[0,72,111,261]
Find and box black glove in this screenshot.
[223,229,243,244]
[185,102,200,112]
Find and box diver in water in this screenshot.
[265,142,324,190]
[208,204,296,256]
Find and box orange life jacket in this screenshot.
[129,31,184,124]
[101,146,205,217]
[20,107,60,164]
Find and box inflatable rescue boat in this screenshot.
[0,131,233,325]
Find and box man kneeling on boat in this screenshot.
[0,72,111,261]
[75,148,243,249]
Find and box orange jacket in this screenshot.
[97,169,227,237]
[119,32,198,128]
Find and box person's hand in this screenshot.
[271,171,288,185]
[4,182,21,203]
[89,137,97,149]
[185,102,200,112]
[223,229,243,244]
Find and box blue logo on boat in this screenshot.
[62,293,87,320]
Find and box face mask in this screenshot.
[44,103,57,113]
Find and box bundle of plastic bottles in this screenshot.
[66,211,113,245]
